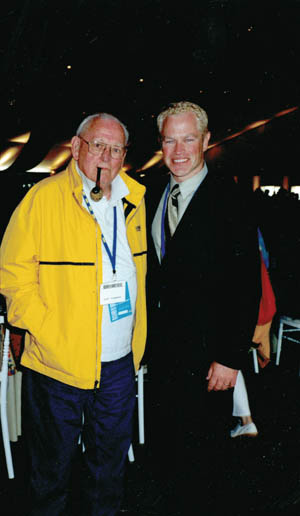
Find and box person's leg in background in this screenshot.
[231,370,258,438]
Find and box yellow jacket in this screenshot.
[0,160,147,389]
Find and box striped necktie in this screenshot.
[167,184,180,236]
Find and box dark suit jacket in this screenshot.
[144,166,261,373]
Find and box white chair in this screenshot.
[127,443,135,462]
[137,364,145,444]
[0,315,14,479]
[127,364,146,463]
[276,316,300,374]
[252,348,259,374]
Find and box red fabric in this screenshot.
[257,255,276,325]
[10,330,24,363]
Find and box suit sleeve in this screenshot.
[211,184,261,369]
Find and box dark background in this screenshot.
[1,0,300,313]
[2,3,300,514]
[0,0,299,176]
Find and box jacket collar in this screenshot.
[119,170,145,208]
[68,159,84,203]
[67,160,145,208]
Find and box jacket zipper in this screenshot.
[94,221,100,390]
[74,189,101,390]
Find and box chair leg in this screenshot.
[128,366,144,463]
[276,321,284,366]
[128,443,135,462]
[1,403,14,479]
[252,349,259,374]
[1,327,14,479]
[137,367,144,444]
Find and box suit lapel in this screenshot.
[162,172,215,259]
[146,173,169,226]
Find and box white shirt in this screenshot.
[77,166,137,361]
[151,163,208,262]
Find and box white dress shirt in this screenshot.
[151,163,208,262]
[77,166,137,361]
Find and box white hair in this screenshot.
[76,113,129,144]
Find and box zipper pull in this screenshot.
[94,380,99,393]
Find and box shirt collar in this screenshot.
[170,162,208,200]
[75,164,129,206]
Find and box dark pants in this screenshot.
[148,367,233,463]
[145,362,234,514]
[22,352,136,516]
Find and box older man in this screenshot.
[0,113,147,515]
[144,101,261,513]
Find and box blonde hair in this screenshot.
[157,101,208,135]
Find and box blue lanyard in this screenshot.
[160,183,170,259]
[83,192,117,275]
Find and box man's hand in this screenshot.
[206,361,238,392]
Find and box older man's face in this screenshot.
[71,118,126,188]
[161,111,210,183]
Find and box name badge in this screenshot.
[109,282,132,322]
[100,280,126,305]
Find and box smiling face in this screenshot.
[71,117,126,197]
[161,111,211,183]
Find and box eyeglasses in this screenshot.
[79,136,126,159]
